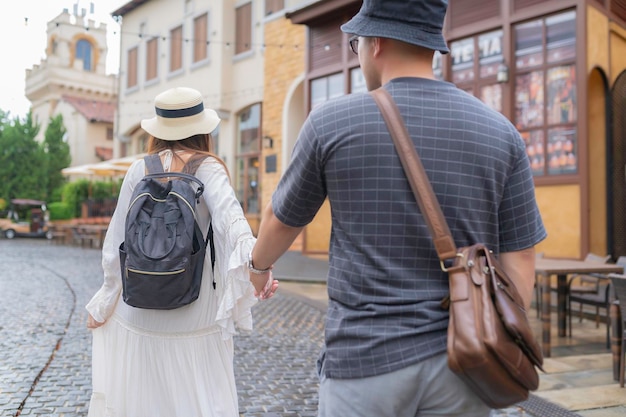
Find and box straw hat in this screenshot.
[340,0,450,54]
[141,87,221,141]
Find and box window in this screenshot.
[514,10,577,176]
[127,47,138,88]
[106,127,114,140]
[235,3,252,55]
[146,37,158,81]
[236,104,262,214]
[433,51,443,80]
[450,30,504,113]
[264,0,284,15]
[193,13,208,63]
[310,73,344,109]
[170,25,183,73]
[76,39,93,71]
[350,68,367,93]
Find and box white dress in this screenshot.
[85,155,257,417]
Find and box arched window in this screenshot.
[76,39,93,71]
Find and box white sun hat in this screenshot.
[140,87,221,141]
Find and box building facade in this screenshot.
[111,0,288,232]
[258,0,626,260]
[25,9,117,167]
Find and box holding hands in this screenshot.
[247,251,279,300]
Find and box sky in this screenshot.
[1,0,128,119]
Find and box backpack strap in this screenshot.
[144,154,165,174]
[182,154,217,288]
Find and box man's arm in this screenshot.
[499,247,537,310]
[250,202,304,272]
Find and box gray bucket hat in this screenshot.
[340,0,450,54]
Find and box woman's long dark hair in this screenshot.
[146,133,229,177]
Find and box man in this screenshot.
[249,0,546,415]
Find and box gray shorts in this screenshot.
[318,352,491,417]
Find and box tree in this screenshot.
[0,112,47,201]
[43,114,71,200]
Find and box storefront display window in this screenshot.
[515,20,543,69]
[481,84,503,113]
[451,30,504,113]
[546,65,576,124]
[546,11,576,63]
[514,10,577,177]
[515,71,544,129]
[451,38,475,84]
[547,127,576,175]
[479,30,503,79]
[522,130,545,176]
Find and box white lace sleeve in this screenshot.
[195,159,257,337]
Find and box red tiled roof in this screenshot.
[62,95,115,123]
[95,146,113,161]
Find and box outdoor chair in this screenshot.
[534,252,544,317]
[566,253,612,348]
[608,273,626,387]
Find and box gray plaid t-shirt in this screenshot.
[272,77,546,379]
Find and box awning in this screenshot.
[61,154,147,178]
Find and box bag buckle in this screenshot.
[440,253,464,272]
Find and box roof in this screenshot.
[287,0,358,25]
[111,0,151,17]
[62,95,115,123]
[95,146,113,161]
[11,199,46,206]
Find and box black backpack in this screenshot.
[119,154,215,310]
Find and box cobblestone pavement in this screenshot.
[0,239,534,417]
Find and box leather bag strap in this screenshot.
[370,87,458,262]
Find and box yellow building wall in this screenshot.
[260,18,333,254]
[587,70,608,257]
[535,185,581,258]
[586,5,610,257]
[261,18,306,204]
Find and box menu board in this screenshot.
[515,71,544,129]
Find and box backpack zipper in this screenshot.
[127,267,186,275]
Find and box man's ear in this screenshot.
[372,37,383,57]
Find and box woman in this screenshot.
[85,87,277,417]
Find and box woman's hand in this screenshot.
[87,314,106,329]
[250,271,279,300]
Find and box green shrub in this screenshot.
[48,202,73,220]
[61,180,90,218]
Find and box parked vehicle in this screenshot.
[0,199,53,239]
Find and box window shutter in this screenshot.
[449,0,500,29]
[194,13,208,62]
[127,47,138,88]
[170,26,183,72]
[236,3,252,54]
[146,38,158,80]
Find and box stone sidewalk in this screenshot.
[0,239,576,417]
[0,240,324,417]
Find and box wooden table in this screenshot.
[535,258,624,357]
[72,224,108,248]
